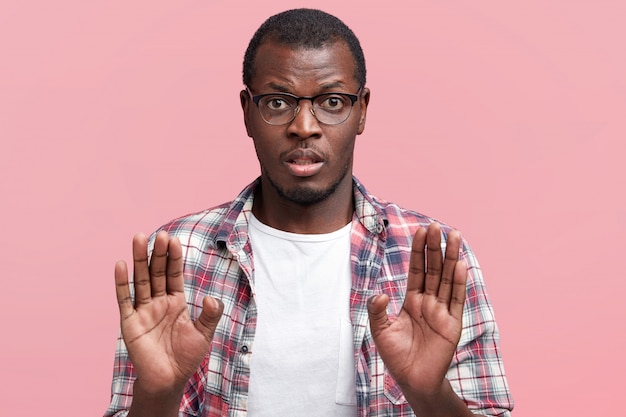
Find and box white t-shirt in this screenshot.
[247,214,357,416]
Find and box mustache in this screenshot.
[280,144,326,162]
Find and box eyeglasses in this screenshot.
[247,88,361,126]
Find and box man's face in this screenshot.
[241,40,369,207]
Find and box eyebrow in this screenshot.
[264,81,349,94]
[267,82,291,93]
[319,81,347,90]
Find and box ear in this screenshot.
[356,87,370,135]
[240,89,253,138]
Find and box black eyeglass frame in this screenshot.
[246,88,362,126]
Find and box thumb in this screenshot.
[194,295,224,342]
[367,294,391,335]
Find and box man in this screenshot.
[106,8,513,417]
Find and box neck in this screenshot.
[252,177,354,234]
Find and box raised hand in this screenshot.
[114,231,223,397]
[367,222,467,399]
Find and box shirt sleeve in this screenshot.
[103,231,211,417]
[103,331,135,417]
[446,240,514,416]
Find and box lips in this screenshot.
[283,149,325,177]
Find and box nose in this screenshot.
[286,100,322,140]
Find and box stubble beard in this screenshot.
[263,164,351,207]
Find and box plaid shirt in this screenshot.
[105,177,513,417]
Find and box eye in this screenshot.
[317,94,347,111]
[262,95,293,111]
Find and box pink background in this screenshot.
[1,1,624,415]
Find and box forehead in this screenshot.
[248,40,359,92]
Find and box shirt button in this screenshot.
[241,345,249,353]
[376,224,384,233]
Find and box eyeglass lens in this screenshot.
[258,93,355,125]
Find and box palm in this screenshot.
[115,232,223,394]
[368,223,467,395]
[120,288,209,391]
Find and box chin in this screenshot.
[279,185,337,206]
[266,173,348,207]
[262,160,353,206]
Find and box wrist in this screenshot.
[127,379,185,417]
[402,380,475,417]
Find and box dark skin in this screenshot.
[114,40,480,416]
[240,41,369,234]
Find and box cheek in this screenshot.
[329,138,356,168]
[329,126,358,153]
[251,135,280,167]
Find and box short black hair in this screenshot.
[243,9,366,88]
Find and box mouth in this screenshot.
[289,157,321,165]
[284,149,324,177]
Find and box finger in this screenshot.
[407,227,427,293]
[437,230,462,307]
[148,231,169,298]
[132,233,152,305]
[449,260,468,320]
[114,260,134,320]
[194,296,224,342]
[424,222,443,296]
[367,294,391,337]
[165,236,184,294]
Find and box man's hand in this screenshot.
[115,231,224,398]
[367,222,467,401]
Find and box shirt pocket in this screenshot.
[203,349,233,406]
[176,354,228,416]
[336,318,357,406]
[384,369,408,406]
